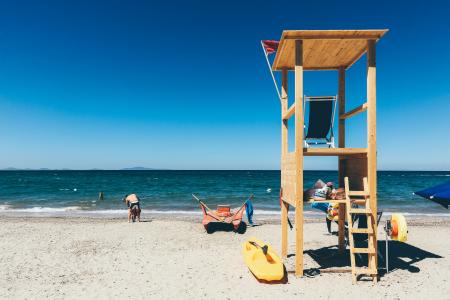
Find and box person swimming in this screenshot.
[123,193,141,222]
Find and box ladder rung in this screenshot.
[347,191,369,197]
[351,247,376,254]
[350,228,373,234]
[349,208,372,214]
[354,268,378,275]
[352,199,367,206]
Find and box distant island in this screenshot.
[1,167,164,171]
[1,167,52,171]
[120,167,160,171]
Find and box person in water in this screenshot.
[123,193,141,222]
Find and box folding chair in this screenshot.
[303,96,337,148]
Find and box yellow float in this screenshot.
[242,237,284,282]
[326,203,340,222]
[390,213,408,242]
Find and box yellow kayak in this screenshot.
[242,237,284,281]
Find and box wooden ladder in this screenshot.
[344,176,378,283]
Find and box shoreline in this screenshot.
[1,212,450,226]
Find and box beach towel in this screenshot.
[245,198,254,225]
[311,201,330,213]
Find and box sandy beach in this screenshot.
[0,215,449,299]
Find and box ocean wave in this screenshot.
[0,205,11,210]
[417,174,450,177]
[0,206,304,215]
[7,206,83,213]
[0,206,449,218]
[382,211,450,217]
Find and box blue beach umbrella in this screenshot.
[414,182,450,209]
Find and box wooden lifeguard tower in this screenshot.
[267,30,388,281]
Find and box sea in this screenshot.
[0,170,449,218]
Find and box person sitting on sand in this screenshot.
[123,193,141,223]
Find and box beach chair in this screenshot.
[192,194,252,233]
[303,96,337,148]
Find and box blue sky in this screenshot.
[0,0,449,170]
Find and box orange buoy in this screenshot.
[391,219,398,236]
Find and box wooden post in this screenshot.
[367,39,378,280]
[338,67,346,187]
[281,69,289,258]
[337,67,346,252]
[294,39,304,277]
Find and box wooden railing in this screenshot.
[340,103,367,120]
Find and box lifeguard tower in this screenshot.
[263,30,388,282]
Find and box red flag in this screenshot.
[262,40,279,55]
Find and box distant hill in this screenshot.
[1,167,59,171]
[120,167,159,171]
[1,167,164,171]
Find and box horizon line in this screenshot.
[1,168,450,172]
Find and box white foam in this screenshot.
[0,206,449,218]
[418,174,450,177]
[0,205,11,211]
[382,211,450,217]
[81,209,202,215]
[9,206,83,213]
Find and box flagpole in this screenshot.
[261,41,282,103]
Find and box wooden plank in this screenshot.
[338,67,346,252]
[338,67,346,149]
[337,40,367,69]
[340,157,368,191]
[351,247,376,254]
[338,203,346,252]
[367,39,378,281]
[311,199,347,204]
[281,200,288,258]
[272,30,388,71]
[281,151,296,207]
[281,69,288,259]
[354,268,377,275]
[305,96,335,99]
[282,29,388,40]
[347,191,369,196]
[344,177,357,283]
[345,43,370,70]
[320,268,352,273]
[303,148,367,157]
[340,103,368,120]
[284,35,385,40]
[352,199,369,206]
[348,208,372,214]
[282,103,295,120]
[294,39,304,277]
[281,69,288,156]
[350,228,373,234]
